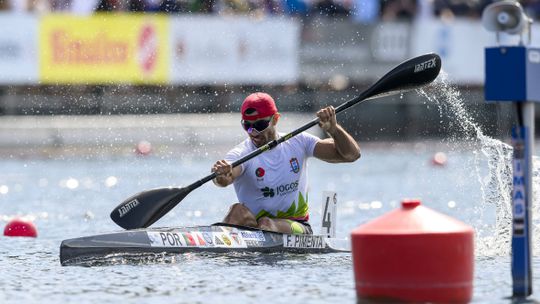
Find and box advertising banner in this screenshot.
[300,19,407,84]
[2,14,538,86]
[411,20,540,85]
[0,13,38,84]
[411,20,488,84]
[39,14,169,84]
[170,16,300,85]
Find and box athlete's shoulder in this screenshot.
[235,137,255,151]
[226,138,255,159]
[287,132,320,157]
[299,131,321,141]
[287,132,320,146]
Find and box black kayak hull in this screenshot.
[60,224,350,266]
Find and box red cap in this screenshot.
[241,92,278,121]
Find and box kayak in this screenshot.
[60,223,350,266]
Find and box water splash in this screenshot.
[417,71,515,257]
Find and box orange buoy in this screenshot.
[4,218,38,238]
[351,199,474,303]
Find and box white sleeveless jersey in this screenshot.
[225,132,320,221]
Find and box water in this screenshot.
[2,78,540,303]
[0,142,538,303]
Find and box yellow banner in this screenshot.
[39,14,169,84]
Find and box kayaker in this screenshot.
[212,92,360,234]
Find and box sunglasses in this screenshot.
[241,116,274,132]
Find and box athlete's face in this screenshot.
[242,115,278,147]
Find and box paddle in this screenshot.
[111,53,442,230]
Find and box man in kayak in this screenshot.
[212,92,360,234]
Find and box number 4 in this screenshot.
[322,197,332,233]
[321,192,337,238]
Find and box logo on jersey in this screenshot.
[290,158,300,173]
[261,186,275,198]
[255,167,265,178]
[260,180,299,198]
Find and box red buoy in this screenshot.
[135,140,152,156]
[4,218,38,238]
[431,152,448,166]
[351,199,474,303]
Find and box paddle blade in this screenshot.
[110,187,191,230]
[365,53,441,100]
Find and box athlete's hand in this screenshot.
[212,160,233,178]
[317,106,337,135]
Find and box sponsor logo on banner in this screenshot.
[240,231,265,242]
[138,24,158,75]
[39,14,168,84]
[148,232,187,247]
[283,234,326,249]
[289,158,300,173]
[51,30,128,64]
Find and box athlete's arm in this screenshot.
[313,106,361,163]
[212,160,242,187]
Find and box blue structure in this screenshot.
[482,0,537,297]
[485,45,537,298]
[485,46,540,103]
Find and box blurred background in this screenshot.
[1,4,538,302]
[0,0,539,156]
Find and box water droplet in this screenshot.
[105,176,118,188]
[0,185,9,194]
